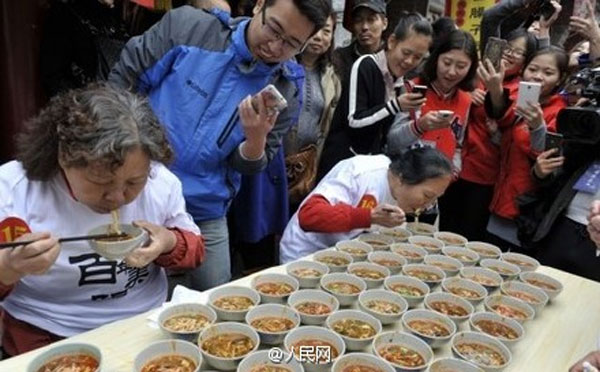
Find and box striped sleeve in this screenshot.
[347,56,400,129]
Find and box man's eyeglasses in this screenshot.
[261,6,307,53]
[504,46,526,58]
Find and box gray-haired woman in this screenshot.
[280,146,453,263]
[0,84,204,356]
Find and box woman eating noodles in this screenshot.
[279,146,453,263]
[0,84,204,356]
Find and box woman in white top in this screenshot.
[0,84,204,356]
[280,146,453,263]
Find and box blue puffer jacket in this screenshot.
[109,7,303,221]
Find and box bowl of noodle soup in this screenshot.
[88,223,148,260]
[134,339,201,372]
[27,342,102,372]
[237,350,304,372]
[159,303,217,341]
[199,322,260,371]
[245,304,301,345]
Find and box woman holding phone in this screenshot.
[441,29,538,240]
[479,46,568,251]
[316,12,433,180]
[279,147,452,263]
[387,29,478,224]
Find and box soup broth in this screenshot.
[407,319,450,337]
[378,344,425,367]
[163,313,210,332]
[326,282,360,295]
[389,283,424,297]
[365,300,401,314]
[250,317,295,333]
[292,340,339,362]
[250,366,292,372]
[455,343,505,367]
[317,256,350,266]
[429,301,468,317]
[37,354,99,372]
[406,269,441,282]
[474,320,519,340]
[141,355,197,372]
[291,268,322,278]
[295,301,332,315]
[331,319,376,339]
[201,333,255,358]
[255,282,294,296]
[213,296,254,311]
[350,268,385,280]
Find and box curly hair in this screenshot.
[16,83,173,181]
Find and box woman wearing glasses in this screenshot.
[438,29,538,241]
[479,46,569,252]
[316,12,433,181]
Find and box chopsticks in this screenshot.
[0,233,128,249]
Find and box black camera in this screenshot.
[557,67,600,144]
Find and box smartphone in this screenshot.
[574,0,596,19]
[539,0,556,19]
[251,84,288,115]
[484,37,508,71]
[438,110,454,119]
[545,132,564,156]
[516,82,542,109]
[412,84,428,97]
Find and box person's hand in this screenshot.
[533,149,564,178]
[569,350,600,372]
[238,93,279,159]
[470,88,486,106]
[516,101,545,130]
[417,111,453,132]
[570,0,600,44]
[477,59,505,95]
[587,201,600,246]
[124,221,176,268]
[371,204,406,227]
[0,232,60,284]
[397,92,427,111]
[539,0,562,32]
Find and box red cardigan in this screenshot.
[415,78,472,161]
[490,93,567,219]
[460,76,520,185]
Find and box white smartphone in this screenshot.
[438,110,454,119]
[516,81,541,109]
[251,84,288,115]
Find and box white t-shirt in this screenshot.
[279,155,395,263]
[0,161,199,337]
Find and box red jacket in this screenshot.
[460,76,520,185]
[415,78,472,161]
[490,93,567,219]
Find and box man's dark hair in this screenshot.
[420,29,479,92]
[265,0,332,33]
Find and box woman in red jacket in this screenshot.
[387,29,478,223]
[480,46,569,251]
[441,29,538,240]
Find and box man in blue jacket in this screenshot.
[109,0,332,290]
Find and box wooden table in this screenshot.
[1,261,598,371]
